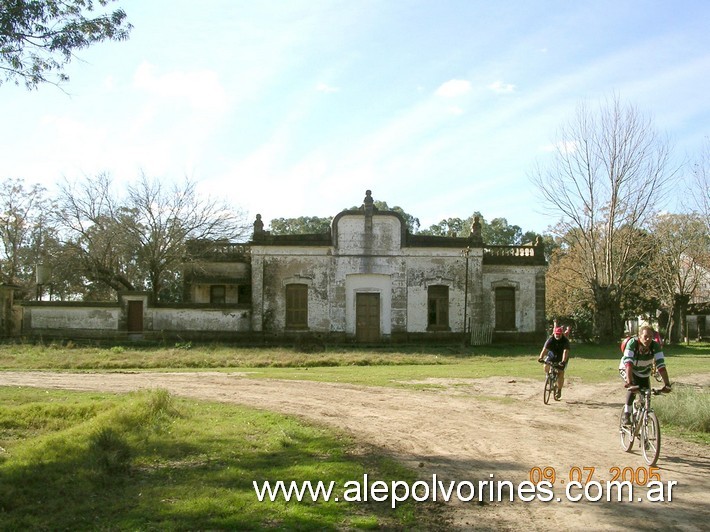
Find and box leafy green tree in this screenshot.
[0,0,131,88]
[420,212,546,247]
[385,204,420,234]
[347,199,421,234]
[483,218,522,245]
[421,217,468,237]
[269,216,332,235]
[270,200,422,236]
[649,213,710,342]
[545,241,594,340]
[530,94,678,341]
[545,227,656,341]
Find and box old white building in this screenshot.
[193,190,547,344]
[14,191,547,344]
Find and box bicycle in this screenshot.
[619,385,664,466]
[539,360,563,404]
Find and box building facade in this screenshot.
[14,191,548,344]
[191,191,547,344]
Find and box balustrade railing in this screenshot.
[187,240,250,258]
[483,245,538,257]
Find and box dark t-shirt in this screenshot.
[544,335,570,360]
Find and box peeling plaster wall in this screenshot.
[152,308,251,332]
[18,208,545,342]
[250,214,512,339]
[188,262,249,278]
[21,302,252,338]
[482,264,547,331]
[404,248,483,333]
[336,215,402,253]
[25,306,120,331]
[252,249,332,333]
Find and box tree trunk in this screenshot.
[592,283,621,342]
[670,294,691,343]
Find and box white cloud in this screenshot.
[132,61,229,112]
[435,79,472,98]
[316,82,339,93]
[488,80,516,94]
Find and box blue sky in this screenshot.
[2,0,709,234]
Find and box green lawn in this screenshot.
[1,340,707,387]
[0,341,707,529]
[0,387,436,530]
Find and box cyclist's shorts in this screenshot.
[545,352,567,369]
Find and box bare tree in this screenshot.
[530,94,679,340]
[56,173,248,301]
[689,137,710,235]
[0,178,53,289]
[55,173,136,297]
[125,173,248,301]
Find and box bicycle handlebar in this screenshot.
[538,359,564,369]
[624,384,669,395]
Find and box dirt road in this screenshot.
[1,371,708,530]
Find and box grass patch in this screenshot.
[1,339,708,373]
[0,387,438,530]
[653,384,710,444]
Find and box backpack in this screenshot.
[621,332,662,353]
[620,336,632,353]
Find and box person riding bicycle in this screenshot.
[537,326,570,400]
[619,325,672,425]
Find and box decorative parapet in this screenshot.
[252,232,332,246]
[186,240,251,261]
[187,236,546,265]
[483,244,546,265]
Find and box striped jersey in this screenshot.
[618,337,666,378]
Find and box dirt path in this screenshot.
[1,371,708,531]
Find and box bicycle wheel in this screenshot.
[619,409,634,452]
[642,412,661,466]
[543,373,553,404]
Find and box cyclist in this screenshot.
[619,325,672,424]
[537,326,570,400]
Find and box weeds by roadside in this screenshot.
[654,384,710,444]
[0,387,435,530]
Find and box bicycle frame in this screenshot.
[541,360,561,404]
[619,386,662,466]
[630,389,652,439]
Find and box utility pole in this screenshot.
[462,246,471,345]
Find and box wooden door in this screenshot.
[495,287,516,331]
[127,300,144,332]
[356,293,380,342]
